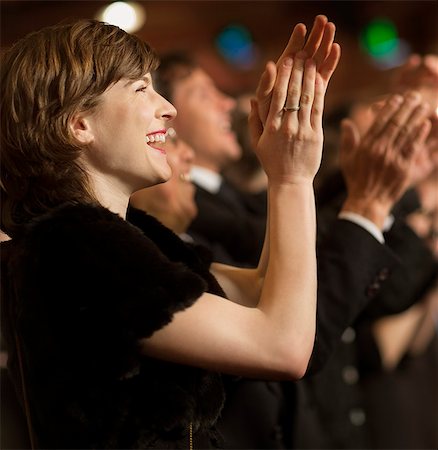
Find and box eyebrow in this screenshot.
[124,75,151,87]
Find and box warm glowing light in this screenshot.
[97,2,146,33]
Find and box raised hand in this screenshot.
[392,54,438,102]
[248,52,325,184]
[391,54,438,182]
[340,92,432,229]
[257,15,341,125]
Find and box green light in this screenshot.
[361,18,399,58]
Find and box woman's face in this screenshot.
[81,73,177,194]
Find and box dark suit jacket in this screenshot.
[289,188,438,449]
[188,181,266,267]
[218,216,403,448]
[188,179,401,448]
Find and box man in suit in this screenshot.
[153,52,265,267]
[153,47,433,448]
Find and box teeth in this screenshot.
[145,133,166,144]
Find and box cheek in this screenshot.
[177,100,208,126]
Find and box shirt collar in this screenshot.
[190,166,223,194]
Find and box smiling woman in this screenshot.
[0,16,340,449]
[74,73,176,205]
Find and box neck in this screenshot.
[88,171,130,219]
[192,157,221,174]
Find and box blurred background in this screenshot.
[1,0,437,114]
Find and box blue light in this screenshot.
[215,24,257,69]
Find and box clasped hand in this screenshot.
[340,91,432,227]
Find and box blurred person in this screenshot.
[223,93,270,218]
[130,128,198,236]
[225,93,268,195]
[291,59,438,446]
[154,53,265,266]
[0,17,334,449]
[154,15,435,449]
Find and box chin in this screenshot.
[152,175,170,187]
[151,164,173,186]
[133,173,170,192]
[225,142,242,160]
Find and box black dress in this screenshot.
[1,203,225,449]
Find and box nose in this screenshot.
[157,94,177,121]
[217,90,236,112]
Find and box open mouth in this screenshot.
[145,131,167,154]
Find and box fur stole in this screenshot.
[1,203,225,448]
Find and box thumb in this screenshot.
[417,119,432,148]
[248,98,264,149]
[340,118,360,156]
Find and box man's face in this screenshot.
[170,68,241,172]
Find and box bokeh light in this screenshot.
[360,18,411,69]
[215,24,258,70]
[97,2,146,33]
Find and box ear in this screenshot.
[69,113,95,145]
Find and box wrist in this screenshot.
[268,177,315,188]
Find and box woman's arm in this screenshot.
[140,19,339,381]
[141,184,316,380]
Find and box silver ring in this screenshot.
[283,105,300,112]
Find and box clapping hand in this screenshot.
[340,92,432,229]
[256,15,341,126]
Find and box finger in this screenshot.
[276,23,307,64]
[311,72,325,130]
[248,98,264,149]
[417,119,432,147]
[370,95,390,114]
[340,118,360,157]
[394,102,430,149]
[423,54,438,76]
[302,15,328,58]
[404,54,422,70]
[365,94,404,139]
[397,120,431,175]
[295,58,316,126]
[266,57,293,127]
[256,61,276,125]
[314,22,336,69]
[400,119,432,160]
[318,43,341,87]
[384,91,422,143]
[283,52,306,123]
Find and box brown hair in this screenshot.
[153,51,197,102]
[0,19,159,237]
